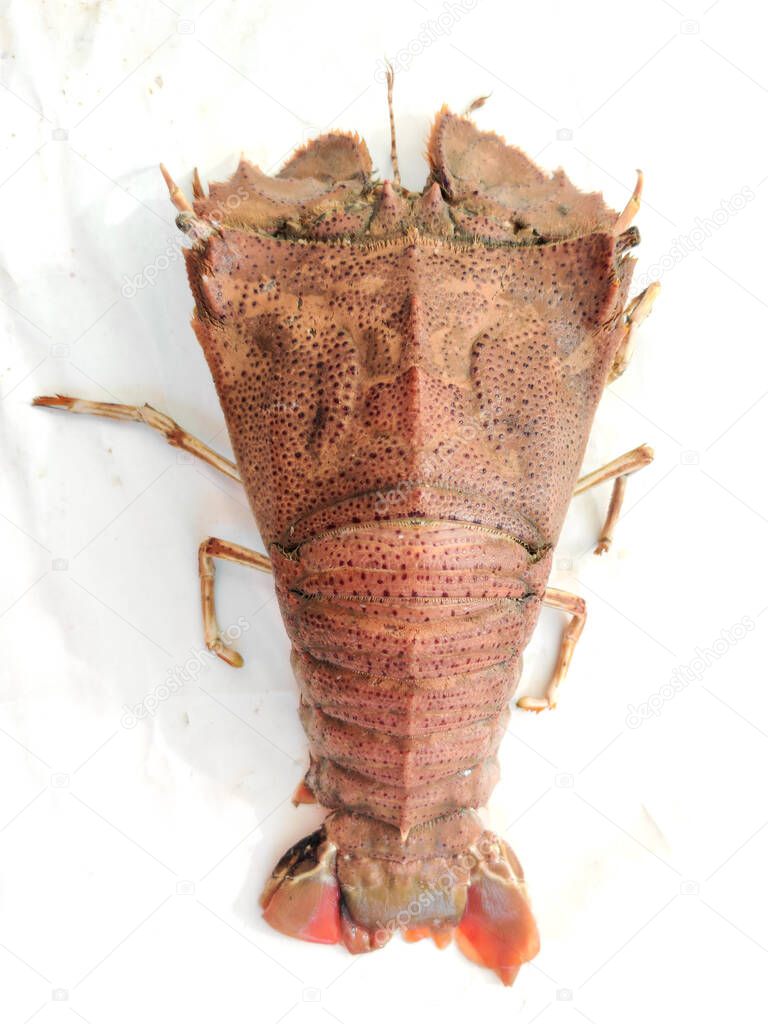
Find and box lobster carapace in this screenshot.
[35,94,658,986]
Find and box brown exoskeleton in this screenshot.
[35,80,659,985]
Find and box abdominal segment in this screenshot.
[272,519,549,833]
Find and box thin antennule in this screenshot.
[159,163,193,213]
[385,60,401,187]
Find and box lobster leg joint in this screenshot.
[32,394,241,482]
[610,281,661,382]
[574,444,654,554]
[198,537,272,667]
[517,588,587,712]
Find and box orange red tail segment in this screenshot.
[260,819,540,986]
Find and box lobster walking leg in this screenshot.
[198,537,271,666]
[517,588,587,712]
[609,281,661,382]
[32,395,241,482]
[574,444,654,555]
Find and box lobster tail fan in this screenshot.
[455,834,540,985]
[260,814,540,984]
[260,828,341,944]
[426,106,617,241]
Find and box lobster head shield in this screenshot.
[183,109,635,554]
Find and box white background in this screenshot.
[3,0,768,1020]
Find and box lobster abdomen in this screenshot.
[272,517,551,831]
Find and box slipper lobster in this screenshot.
[35,89,658,986]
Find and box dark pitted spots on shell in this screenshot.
[187,228,628,545]
[181,108,637,840]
